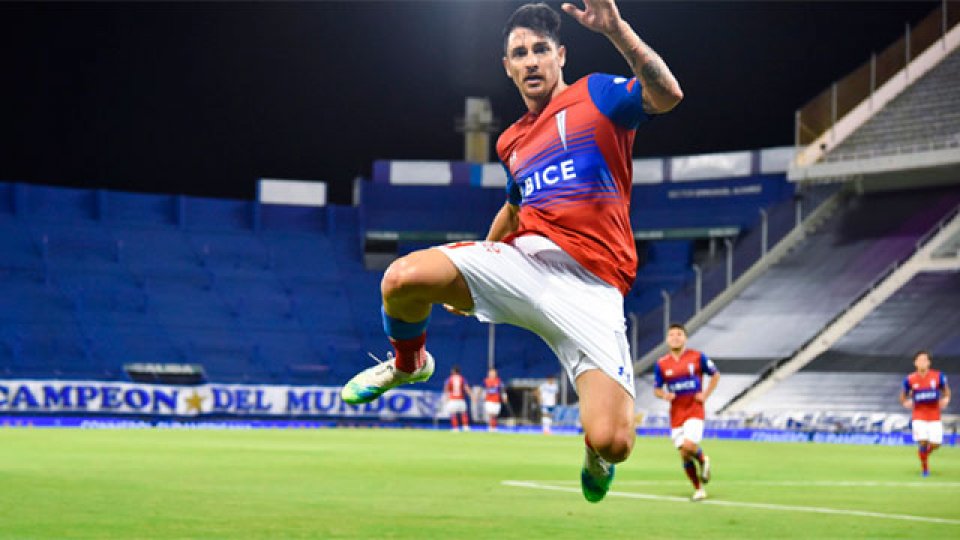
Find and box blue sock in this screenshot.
[381,306,430,340]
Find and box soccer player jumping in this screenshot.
[342,0,682,503]
[654,324,719,501]
[900,350,951,477]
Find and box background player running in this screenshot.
[654,323,719,501]
[538,375,559,434]
[900,350,951,477]
[483,368,509,431]
[443,365,472,431]
[342,0,682,503]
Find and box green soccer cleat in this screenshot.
[581,446,615,503]
[341,351,435,405]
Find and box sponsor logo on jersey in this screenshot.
[521,158,577,197]
[668,379,699,392]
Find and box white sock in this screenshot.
[584,445,611,477]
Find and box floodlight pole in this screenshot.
[661,290,671,335]
[487,323,495,370]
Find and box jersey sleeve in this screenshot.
[654,363,664,387]
[902,377,911,394]
[941,372,949,390]
[503,162,522,205]
[700,353,718,376]
[587,73,650,130]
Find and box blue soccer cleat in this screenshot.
[341,351,435,405]
[581,445,615,503]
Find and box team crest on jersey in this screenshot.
[665,369,673,376]
[555,109,568,151]
[509,151,518,168]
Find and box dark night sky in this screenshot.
[0,1,940,204]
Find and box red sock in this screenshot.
[683,461,701,489]
[489,417,497,429]
[450,414,459,430]
[919,445,930,473]
[390,334,426,373]
[460,412,469,427]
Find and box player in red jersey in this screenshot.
[483,368,509,431]
[342,0,682,503]
[654,324,719,501]
[443,365,472,431]
[899,350,951,477]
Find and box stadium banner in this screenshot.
[635,427,956,446]
[371,146,795,187]
[0,380,442,420]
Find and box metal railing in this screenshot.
[795,1,960,147]
[628,184,839,360]
[823,133,960,162]
[720,201,960,412]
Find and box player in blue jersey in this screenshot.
[342,0,682,503]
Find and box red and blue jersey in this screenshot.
[903,369,948,421]
[654,349,718,427]
[484,376,504,403]
[497,73,650,295]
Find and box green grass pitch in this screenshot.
[0,427,957,538]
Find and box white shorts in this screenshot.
[443,399,467,416]
[670,418,704,448]
[439,236,635,398]
[484,401,501,418]
[912,420,943,444]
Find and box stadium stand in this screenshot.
[691,185,960,362]
[825,48,960,162]
[0,146,797,393]
[734,270,960,416]
[678,7,960,430]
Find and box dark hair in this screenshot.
[451,364,461,374]
[503,3,561,52]
[668,323,687,335]
[914,350,931,361]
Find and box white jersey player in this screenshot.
[538,376,559,434]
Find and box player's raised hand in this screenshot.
[561,0,624,36]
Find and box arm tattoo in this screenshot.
[611,28,680,112]
[640,57,668,89]
[637,55,675,112]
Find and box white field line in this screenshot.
[501,480,960,525]
[531,479,960,488]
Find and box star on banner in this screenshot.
[184,391,206,414]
